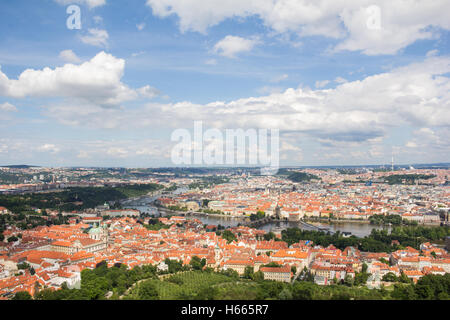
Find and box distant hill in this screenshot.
[287,172,321,182]
[0,165,37,169]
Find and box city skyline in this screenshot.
[0,0,449,167]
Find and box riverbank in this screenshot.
[122,192,397,238]
[304,217,371,224]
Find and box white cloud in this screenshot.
[0,102,18,112]
[43,56,450,151]
[131,51,146,57]
[54,0,106,9]
[107,147,128,158]
[37,144,60,154]
[257,86,283,95]
[271,74,288,83]
[146,0,450,55]
[315,80,329,88]
[80,28,109,47]
[137,85,160,99]
[334,77,347,84]
[0,51,143,107]
[136,23,146,31]
[0,138,173,166]
[59,50,81,63]
[213,35,259,58]
[426,49,439,58]
[205,58,217,65]
[77,150,90,159]
[93,16,103,24]
[280,140,303,161]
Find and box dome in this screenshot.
[89,227,102,235]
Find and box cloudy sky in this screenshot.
[0,0,449,167]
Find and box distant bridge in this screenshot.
[298,220,335,234]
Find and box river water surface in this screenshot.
[122,194,391,238]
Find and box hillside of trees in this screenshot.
[20,260,450,300]
[0,184,162,213]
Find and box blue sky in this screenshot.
[0,0,449,167]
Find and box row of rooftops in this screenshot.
[1,215,449,297]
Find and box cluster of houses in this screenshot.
[1,216,449,298]
[156,172,448,225]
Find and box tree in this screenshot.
[392,284,417,300]
[244,266,254,280]
[189,256,204,271]
[138,281,159,300]
[382,272,398,282]
[13,291,32,300]
[278,288,293,300]
[165,259,184,274]
[399,272,413,284]
[17,262,30,270]
[7,235,18,243]
[344,274,354,287]
[292,282,315,300]
[263,232,276,241]
[195,286,218,300]
[415,274,449,300]
[354,272,370,286]
[221,230,237,243]
[254,271,264,282]
[291,266,297,275]
[361,263,368,273]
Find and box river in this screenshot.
[122,193,391,238]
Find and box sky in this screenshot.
[0,0,449,168]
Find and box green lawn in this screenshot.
[128,271,234,300]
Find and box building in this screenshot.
[222,260,253,275]
[51,238,106,255]
[82,217,102,226]
[271,249,310,270]
[102,209,140,217]
[0,207,10,215]
[260,265,292,283]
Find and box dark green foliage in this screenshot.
[250,211,265,221]
[32,264,450,300]
[7,235,18,243]
[145,218,170,231]
[281,226,450,252]
[0,184,162,213]
[164,259,187,274]
[17,262,30,270]
[243,266,254,280]
[369,214,403,226]
[263,232,276,241]
[414,274,450,300]
[287,172,320,183]
[221,230,237,243]
[137,281,159,300]
[13,291,32,300]
[35,263,157,300]
[189,256,206,271]
[384,174,436,185]
[381,272,398,282]
[188,176,229,190]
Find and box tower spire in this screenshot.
[391,152,394,172]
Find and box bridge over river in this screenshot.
[155,206,336,234]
